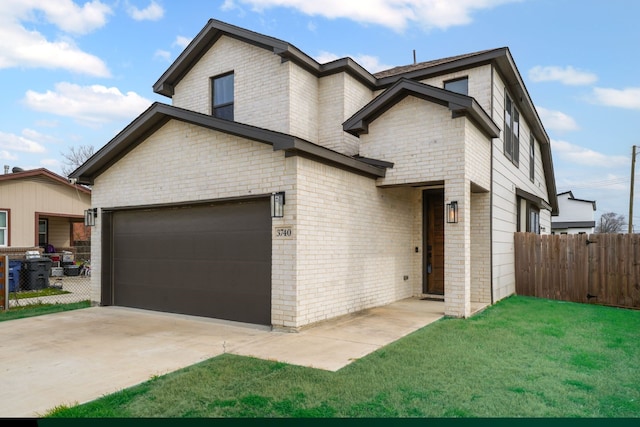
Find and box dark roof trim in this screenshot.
[516,187,552,211]
[69,103,387,185]
[558,191,596,210]
[343,78,499,139]
[0,168,91,194]
[153,19,377,96]
[375,48,505,87]
[352,155,395,169]
[551,221,596,229]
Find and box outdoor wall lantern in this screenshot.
[84,208,97,227]
[271,192,285,218]
[446,201,458,224]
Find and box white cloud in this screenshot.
[536,107,579,133]
[528,65,597,86]
[0,131,47,154]
[592,87,640,110]
[23,82,152,126]
[315,51,393,73]
[21,129,61,144]
[40,158,62,169]
[0,0,111,76]
[173,36,192,49]
[154,49,171,61]
[0,150,18,161]
[127,1,164,21]
[551,139,628,168]
[226,0,519,31]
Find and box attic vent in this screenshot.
[3,165,8,174]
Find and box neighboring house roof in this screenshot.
[556,191,597,210]
[0,168,91,194]
[139,18,557,213]
[70,103,390,185]
[343,78,500,138]
[552,221,596,229]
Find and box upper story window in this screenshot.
[211,72,234,120]
[0,210,7,246]
[529,135,535,182]
[504,92,520,166]
[444,77,468,95]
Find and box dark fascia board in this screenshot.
[153,19,377,96]
[0,168,91,194]
[551,221,596,229]
[516,187,553,212]
[343,78,499,139]
[273,138,386,178]
[563,195,597,210]
[374,47,558,214]
[69,102,386,184]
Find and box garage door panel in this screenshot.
[111,199,272,325]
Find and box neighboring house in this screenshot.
[551,191,596,234]
[71,19,557,328]
[0,167,91,254]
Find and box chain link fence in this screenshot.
[7,257,91,309]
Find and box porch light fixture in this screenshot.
[84,208,97,227]
[271,192,285,218]
[446,201,458,224]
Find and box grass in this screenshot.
[10,287,70,299]
[0,300,90,322]
[47,296,640,418]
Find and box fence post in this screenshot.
[0,255,7,311]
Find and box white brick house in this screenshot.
[71,19,557,329]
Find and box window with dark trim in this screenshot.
[504,92,520,166]
[211,72,234,120]
[39,219,48,247]
[0,210,7,246]
[529,135,535,182]
[444,77,468,95]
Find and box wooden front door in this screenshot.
[423,190,445,294]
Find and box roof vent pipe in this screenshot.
[3,165,8,174]
[413,49,416,64]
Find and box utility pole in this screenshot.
[630,145,637,234]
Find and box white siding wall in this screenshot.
[491,67,551,301]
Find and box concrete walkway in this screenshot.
[0,298,449,417]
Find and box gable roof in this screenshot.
[153,19,377,96]
[69,103,389,185]
[0,168,91,194]
[146,19,556,212]
[343,78,500,138]
[557,191,597,210]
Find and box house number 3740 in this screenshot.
[276,228,292,237]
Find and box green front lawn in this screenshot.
[48,296,640,418]
[0,301,90,322]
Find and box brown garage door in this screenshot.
[111,198,271,325]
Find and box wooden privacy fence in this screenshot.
[515,232,640,309]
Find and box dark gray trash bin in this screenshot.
[22,258,52,290]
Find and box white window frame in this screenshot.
[0,210,7,247]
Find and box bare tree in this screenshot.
[61,145,94,177]
[595,212,626,233]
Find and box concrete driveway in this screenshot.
[0,298,451,417]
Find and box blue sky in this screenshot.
[1,0,639,224]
